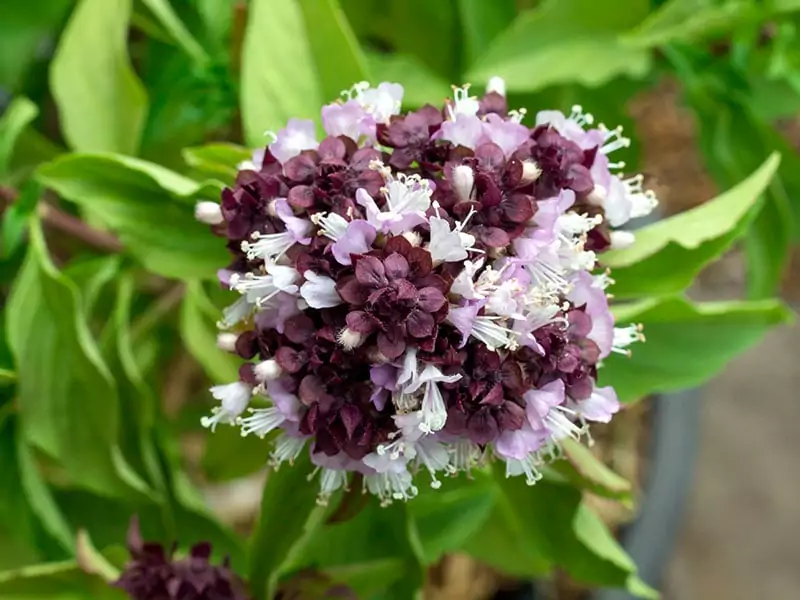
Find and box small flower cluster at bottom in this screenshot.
[197,77,653,506]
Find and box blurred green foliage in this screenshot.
[0,0,797,598]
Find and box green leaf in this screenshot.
[6,219,151,499]
[0,1,74,90]
[0,369,16,386]
[621,0,758,48]
[36,153,227,280]
[323,558,406,599]
[240,0,323,146]
[550,438,632,502]
[0,560,128,599]
[479,471,650,596]
[50,0,148,155]
[603,152,781,298]
[183,143,252,185]
[461,469,551,578]
[602,296,794,402]
[140,0,210,66]
[1,179,42,259]
[0,97,38,180]
[456,0,517,69]
[75,531,120,583]
[467,0,651,92]
[297,0,370,102]
[17,435,76,554]
[248,451,327,600]
[0,413,43,568]
[180,281,240,384]
[288,500,421,599]
[406,474,496,565]
[365,53,451,109]
[570,505,657,597]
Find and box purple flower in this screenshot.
[114,517,248,600]
[201,75,640,502]
[322,100,376,142]
[482,113,529,157]
[572,385,619,423]
[268,118,318,164]
[437,114,486,150]
[568,271,614,358]
[331,219,377,265]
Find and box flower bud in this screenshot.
[586,184,607,206]
[486,76,507,97]
[452,165,475,203]
[194,201,223,225]
[521,160,542,184]
[402,231,423,246]
[610,230,635,250]
[254,359,283,382]
[216,332,239,353]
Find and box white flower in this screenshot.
[218,296,253,329]
[267,118,318,164]
[300,271,342,308]
[447,85,480,119]
[348,81,404,123]
[311,211,349,240]
[356,165,432,234]
[402,364,462,434]
[201,382,252,431]
[230,266,300,306]
[427,214,477,264]
[450,259,485,300]
[611,324,645,356]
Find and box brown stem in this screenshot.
[231,1,248,76]
[38,203,124,253]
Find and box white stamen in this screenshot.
[450,313,519,351]
[337,327,365,351]
[504,455,544,486]
[623,174,659,218]
[599,124,631,154]
[612,323,645,356]
[239,406,285,438]
[364,470,418,506]
[311,211,349,241]
[241,231,296,262]
[568,104,594,128]
[448,84,480,120]
[521,160,541,184]
[270,434,306,469]
[402,231,423,246]
[317,469,348,506]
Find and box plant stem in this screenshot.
[38,203,124,253]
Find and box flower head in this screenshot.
[198,79,650,504]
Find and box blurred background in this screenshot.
[1,1,799,599]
